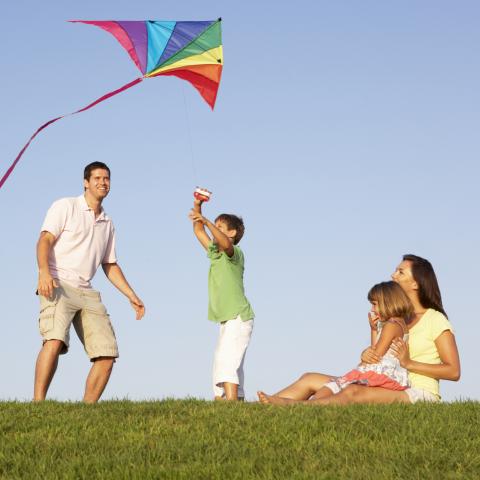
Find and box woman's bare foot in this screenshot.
[257,391,297,405]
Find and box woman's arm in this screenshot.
[392,331,460,381]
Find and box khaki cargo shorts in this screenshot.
[38,280,119,360]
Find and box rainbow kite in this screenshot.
[0,19,223,189]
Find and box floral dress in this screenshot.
[325,318,410,393]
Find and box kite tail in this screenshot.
[0,77,144,190]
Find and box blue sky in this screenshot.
[1,0,478,401]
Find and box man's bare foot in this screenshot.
[257,391,296,405]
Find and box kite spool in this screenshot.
[194,187,211,202]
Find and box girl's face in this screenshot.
[370,301,381,320]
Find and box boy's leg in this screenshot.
[213,323,227,399]
[213,317,253,401]
[224,382,239,400]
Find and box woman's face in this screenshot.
[391,260,417,294]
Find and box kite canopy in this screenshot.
[0,18,223,190]
[70,19,223,109]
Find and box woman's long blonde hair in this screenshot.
[368,281,414,322]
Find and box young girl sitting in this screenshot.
[314,281,413,399]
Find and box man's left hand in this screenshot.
[129,295,145,320]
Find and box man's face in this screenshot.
[84,168,110,200]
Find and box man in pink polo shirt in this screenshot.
[34,161,145,403]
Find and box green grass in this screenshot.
[0,400,479,479]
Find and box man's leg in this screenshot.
[34,339,65,401]
[83,357,114,403]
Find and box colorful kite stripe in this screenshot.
[70,19,223,109]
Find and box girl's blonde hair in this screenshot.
[367,281,414,322]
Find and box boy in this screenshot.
[189,193,254,400]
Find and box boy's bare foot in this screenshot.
[257,391,296,405]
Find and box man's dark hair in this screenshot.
[215,214,245,245]
[84,162,111,181]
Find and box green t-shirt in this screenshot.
[207,242,254,322]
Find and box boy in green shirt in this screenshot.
[189,193,254,400]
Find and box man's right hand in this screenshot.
[37,271,58,298]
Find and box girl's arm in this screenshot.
[392,331,460,381]
[370,320,404,357]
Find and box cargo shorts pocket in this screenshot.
[39,297,58,335]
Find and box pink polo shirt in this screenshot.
[41,195,117,289]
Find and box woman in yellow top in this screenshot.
[257,254,460,405]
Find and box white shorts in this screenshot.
[405,387,440,403]
[212,316,253,398]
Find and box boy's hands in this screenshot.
[189,210,207,224]
[189,201,212,250]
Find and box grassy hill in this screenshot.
[0,400,479,479]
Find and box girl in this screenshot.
[312,281,413,400]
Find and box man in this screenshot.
[34,162,145,403]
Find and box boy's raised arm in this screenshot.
[189,200,211,250]
[204,221,234,257]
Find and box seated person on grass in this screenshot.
[258,255,460,405]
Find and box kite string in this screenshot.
[181,83,199,185]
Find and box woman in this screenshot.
[257,254,460,405]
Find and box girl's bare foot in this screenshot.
[257,391,270,404]
[257,391,296,405]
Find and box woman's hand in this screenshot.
[360,347,380,364]
[390,337,411,369]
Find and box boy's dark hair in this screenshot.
[215,214,245,244]
[84,162,111,181]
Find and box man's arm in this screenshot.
[37,231,57,298]
[102,263,145,320]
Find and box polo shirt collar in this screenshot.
[77,194,109,221]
